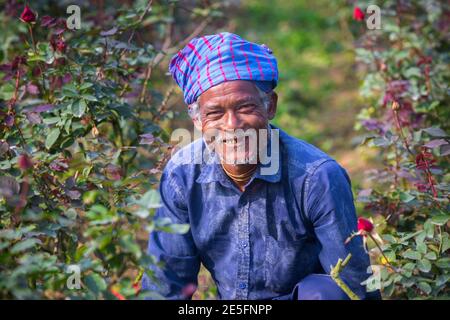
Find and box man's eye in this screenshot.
[238,104,256,111]
[206,111,222,117]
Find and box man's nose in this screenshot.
[223,110,241,129]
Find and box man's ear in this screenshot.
[267,91,278,120]
[188,103,203,131]
[193,117,202,132]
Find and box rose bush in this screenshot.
[0,0,226,299]
[351,0,449,299]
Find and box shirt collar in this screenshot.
[195,124,282,185]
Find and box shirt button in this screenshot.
[238,282,247,289]
[240,241,247,248]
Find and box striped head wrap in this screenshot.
[169,32,278,105]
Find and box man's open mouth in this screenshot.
[222,136,240,145]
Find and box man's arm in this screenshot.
[141,168,200,299]
[305,159,376,299]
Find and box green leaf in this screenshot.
[119,234,141,257]
[382,234,397,244]
[436,275,450,287]
[372,137,391,147]
[442,235,450,253]
[423,127,447,138]
[0,83,15,100]
[60,136,75,149]
[64,208,78,220]
[399,230,422,243]
[435,258,450,269]
[43,117,61,125]
[84,273,107,296]
[79,82,94,91]
[403,250,421,260]
[431,214,449,226]
[424,252,437,260]
[72,99,87,118]
[424,220,434,238]
[82,94,98,102]
[417,282,432,295]
[10,238,40,254]
[62,84,78,97]
[385,250,396,262]
[416,242,427,254]
[403,67,422,78]
[400,192,415,203]
[45,128,61,149]
[136,189,161,209]
[96,234,113,250]
[0,160,11,170]
[417,259,431,273]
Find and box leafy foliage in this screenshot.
[0,0,226,299]
[353,0,449,299]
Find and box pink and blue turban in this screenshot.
[168,32,278,105]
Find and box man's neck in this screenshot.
[221,163,258,192]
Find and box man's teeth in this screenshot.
[223,137,239,144]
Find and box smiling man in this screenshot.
[142,32,379,300]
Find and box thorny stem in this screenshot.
[330,254,360,300]
[392,101,413,156]
[392,101,439,201]
[27,23,47,97]
[28,24,36,51]
[9,53,54,211]
[367,233,401,274]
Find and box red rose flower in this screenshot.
[56,39,66,53]
[415,182,429,193]
[353,7,365,21]
[20,5,36,23]
[132,282,141,295]
[357,217,374,233]
[50,36,67,53]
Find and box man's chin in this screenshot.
[217,150,259,165]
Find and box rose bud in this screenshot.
[18,154,33,170]
[20,5,37,23]
[353,7,365,21]
[56,39,66,53]
[50,36,66,53]
[91,125,99,137]
[357,217,374,233]
[11,55,27,70]
[132,283,141,295]
[391,100,400,111]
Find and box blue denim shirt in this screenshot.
[142,125,372,300]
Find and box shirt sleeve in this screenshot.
[305,159,373,299]
[141,167,200,299]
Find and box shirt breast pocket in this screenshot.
[264,235,313,293]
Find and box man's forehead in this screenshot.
[198,81,259,106]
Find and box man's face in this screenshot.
[197,80,277,164]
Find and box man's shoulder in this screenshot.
[277,128,352,204]
[277,127,343,178]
